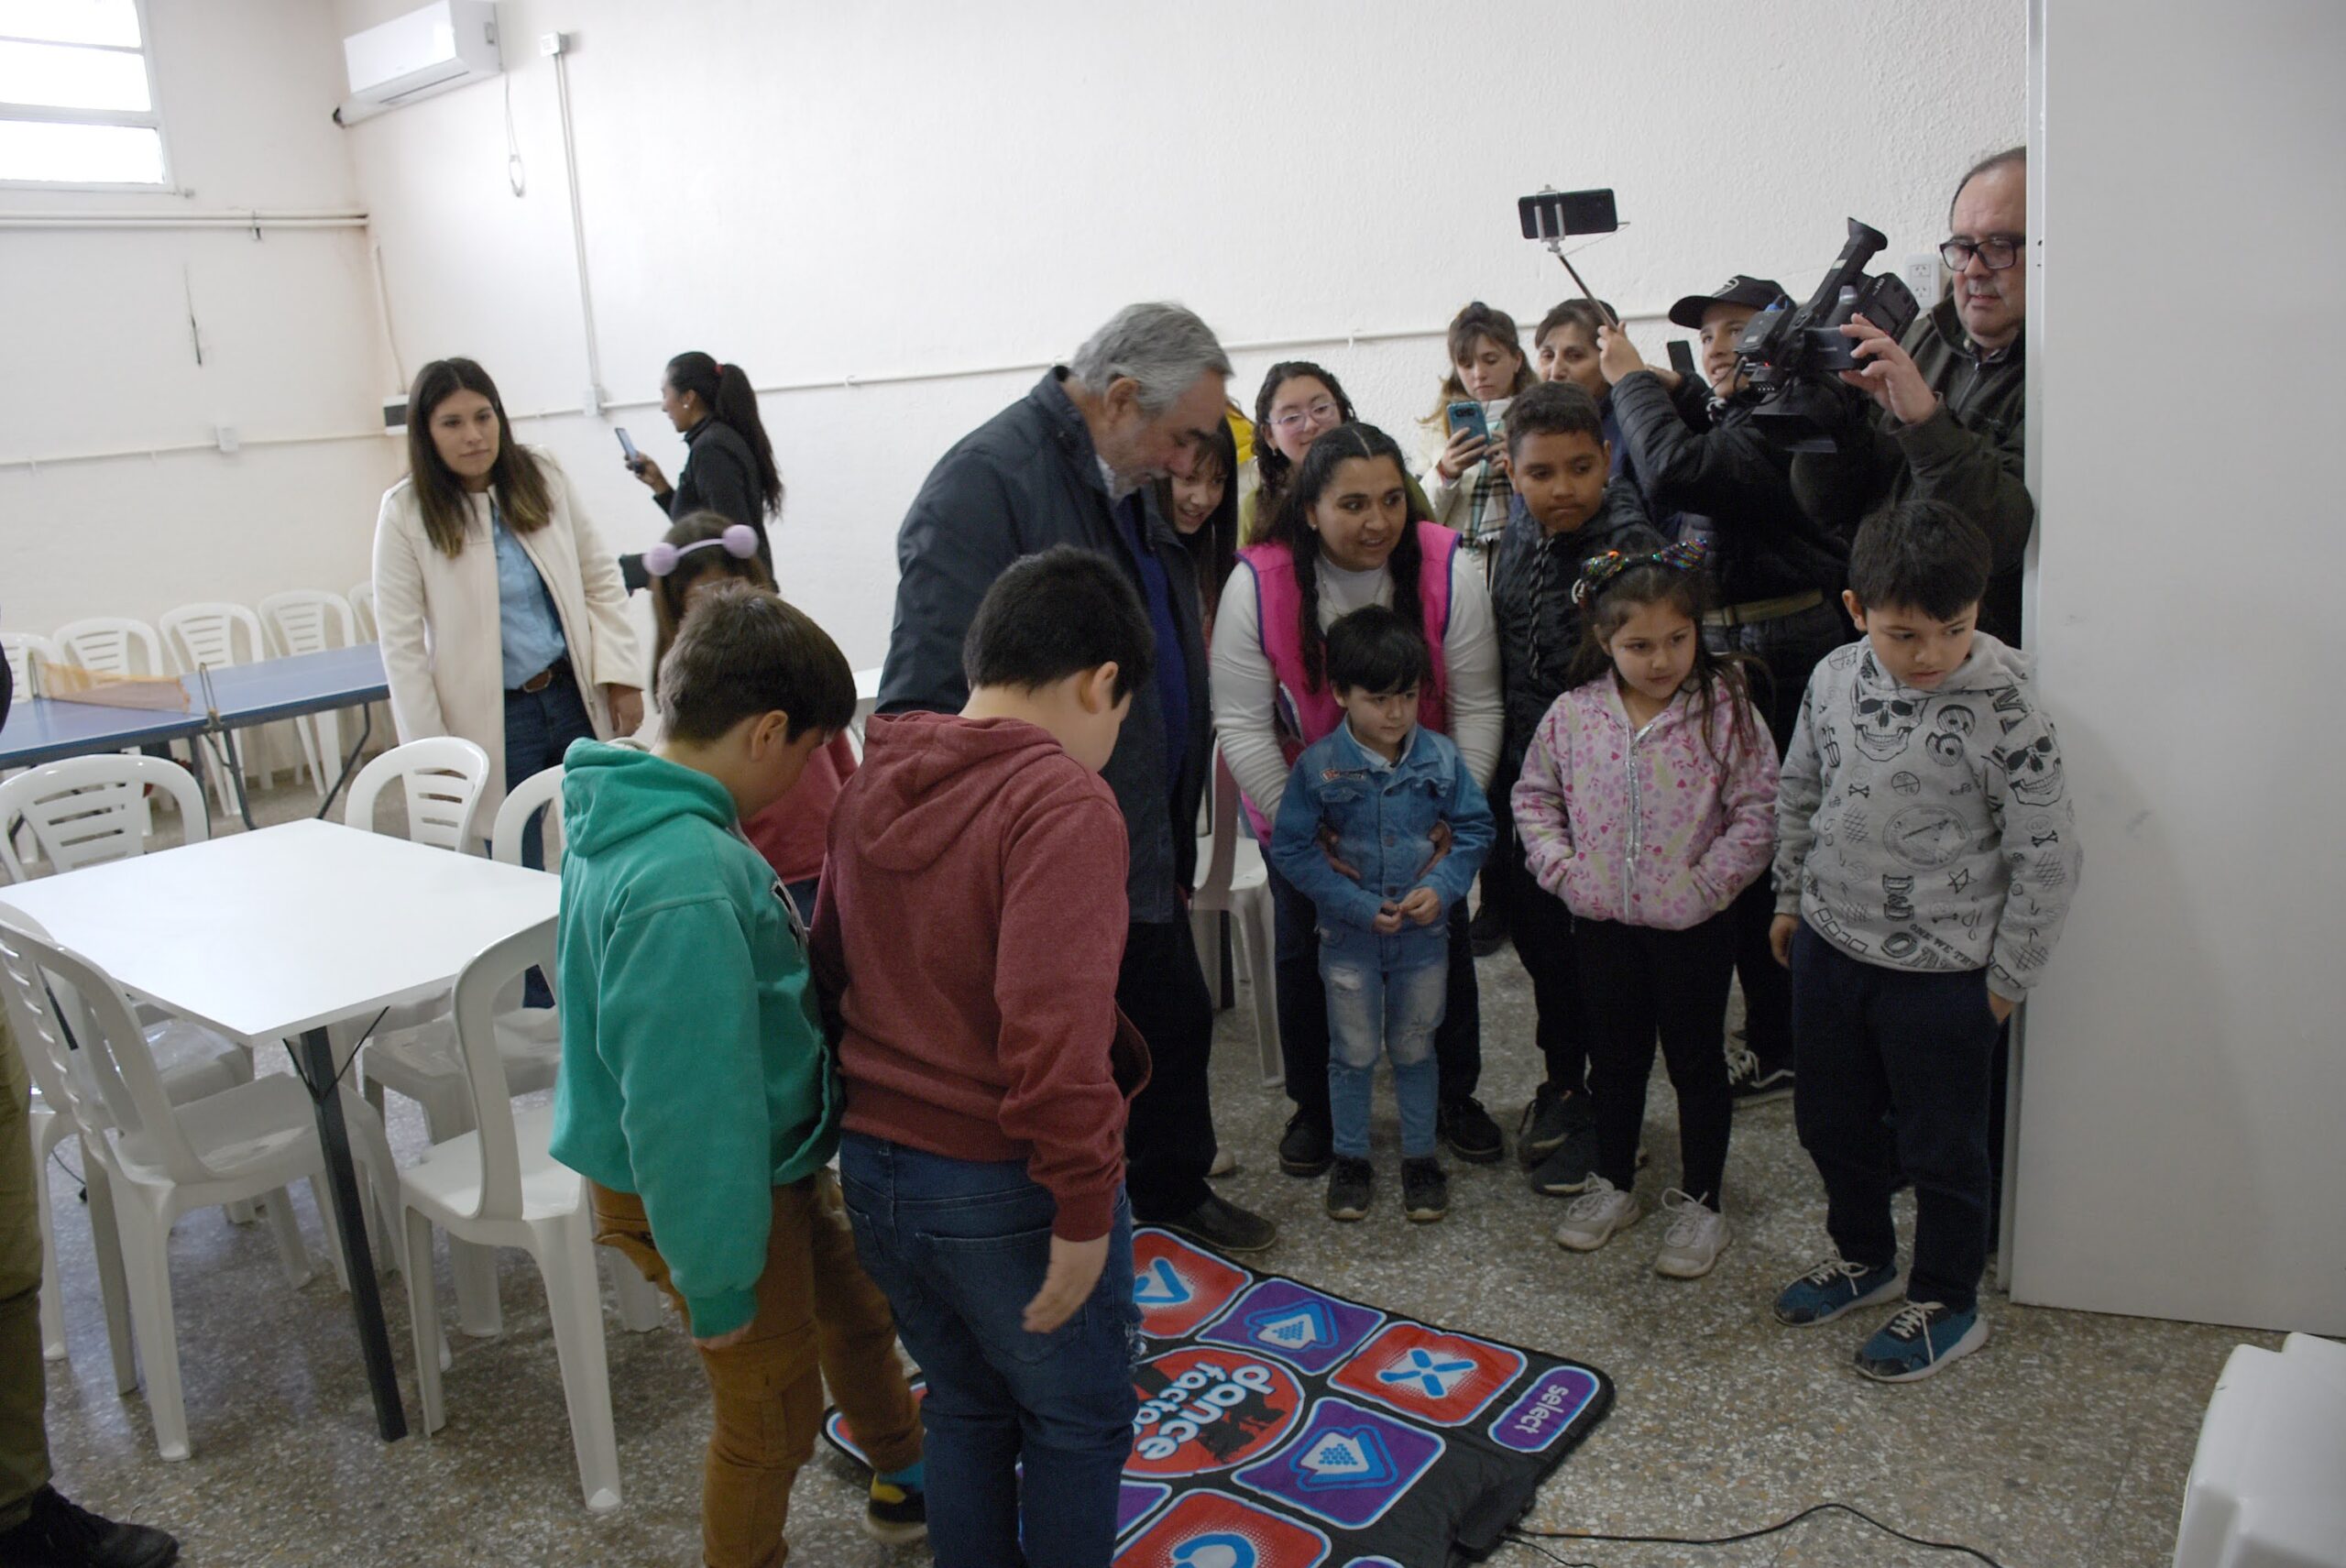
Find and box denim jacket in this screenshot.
[1268,721,1495,969]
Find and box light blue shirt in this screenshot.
[490,501,567,688]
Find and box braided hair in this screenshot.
[1265,422,1435,702]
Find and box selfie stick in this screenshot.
[1545,241,1619,331]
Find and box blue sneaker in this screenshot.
[1855,1300,1989,1382]
[1772,1255,1904,1325]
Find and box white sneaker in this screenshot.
[1551,1178,1641,1252]
[1653,1190,1733,1278]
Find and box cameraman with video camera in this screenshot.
[1789,148,2032,642]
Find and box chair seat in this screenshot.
[111,1075,320,1187]
[145,1019,248,1102]
[401,1103,584,1229]
[367,1009,563,1096]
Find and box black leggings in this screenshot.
[1574,913,1737,1204]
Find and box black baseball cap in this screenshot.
[1667,275,1789,330]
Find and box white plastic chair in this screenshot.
[2,631,63,700]
[343,737,491,850]
[347,581,378,642]
[0,915,399,1460]
[1191,749,1280,1085]
[159,602,277,811]
[258,590,361,794]
[400,921,630,1512]
[52,618,163,678]
[0,753,212,882]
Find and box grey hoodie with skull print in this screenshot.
[1774,632,2079,1002]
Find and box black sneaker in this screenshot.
[1468,903,1508,957]
[1157,1192,1278,1254]
[0,1486,178,1568]
[1727,1046,1794,1106]
[1437,1098,1506,1165]
[1325,1157,1374,1221]
[1400,1157,1449,1222]
[1277,1113,1334,1178]
[862,1475,927,1544]
[1529,1128,1646,1197]
[1516,1084,1591,1168]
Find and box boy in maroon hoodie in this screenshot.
[812,547,1152,1568]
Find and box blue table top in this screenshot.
[0,643,389,769]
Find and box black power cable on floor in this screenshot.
[1505,1500,2012,1566]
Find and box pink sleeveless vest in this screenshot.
[1234,520,1459,837]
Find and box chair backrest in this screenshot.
[1191,748,1244,907]
[1,631,63,699]
[258,590,357,659]
[343,737,490,850]
[449,918,555,1223]
[0,908,215,1184]
[348,581,378,641]
[53,618,162,678]
[490,763,566,870]
[0,754,208,882]
[158,602,268,674]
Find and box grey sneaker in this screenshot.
[1551,1177,1641,1252]
[1652,1190,1732,1278]
[1727,1045,1794,1106]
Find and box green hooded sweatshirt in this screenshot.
[549,740,837,1339]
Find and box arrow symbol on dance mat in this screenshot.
[1133,1258,1193,1307]
[1379,1347,1474,1398]
[1169,1534,1256,1568]
[1294,1426,1398,1489]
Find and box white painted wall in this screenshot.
[2009,0,2346,1332]
[331,0,2024,666]
[0,0,399,640]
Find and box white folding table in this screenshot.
[0,817,560,1441]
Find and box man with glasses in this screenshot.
[1791,146,2034,642]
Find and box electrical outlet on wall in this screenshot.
[1902,252,1944,304]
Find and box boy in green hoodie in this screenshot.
[550,583,924,1563]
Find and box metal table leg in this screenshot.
[314,707,374,821]
[289,1025,407,1441]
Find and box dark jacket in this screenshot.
[1490,478,1662,770]
[659,418,772,570]
[876,369,1210,924]
[1609,368,1849,605]
[1790,297,2030,641]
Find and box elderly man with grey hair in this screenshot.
[875,302,1277,1255]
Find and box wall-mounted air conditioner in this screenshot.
[334,1,501,126]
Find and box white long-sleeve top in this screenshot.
[1211,549,1501,820]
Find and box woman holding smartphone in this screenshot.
[624,351,784,571]
[373,357,643,842]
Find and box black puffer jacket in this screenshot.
[1490,479,1662,768]
[876,370,1209,924]
[1608,369,1849,605]
[1790,297,2030,641]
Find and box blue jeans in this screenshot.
[837,1135,1139,1568]
[1321,951,1447,1160]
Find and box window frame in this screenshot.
[0,0,173,192]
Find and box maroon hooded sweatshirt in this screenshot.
[810,711,1149,1242]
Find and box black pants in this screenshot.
[1708,600,1843,1073]
[1789,924,1998,1314]
[1120,917,1218,1221]
[1266,861,1481,1129]
[1488,754,1584,1096]
[1574,914,1735,1203]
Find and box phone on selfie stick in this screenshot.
[1518,186,1622,329]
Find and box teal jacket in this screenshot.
[548,740,837,1339]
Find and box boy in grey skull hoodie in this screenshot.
[1768,501,2079,1384]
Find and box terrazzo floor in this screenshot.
[22,784,2275,1567]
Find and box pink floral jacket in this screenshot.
[1510,675,1779,930]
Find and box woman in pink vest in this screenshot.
[1210,422,1506,1174]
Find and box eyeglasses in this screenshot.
[1268,399,1340,435]
[1939,235,2023,271]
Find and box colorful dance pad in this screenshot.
[823,1227,1612,1564]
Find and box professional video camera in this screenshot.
[1734,217,1920,451]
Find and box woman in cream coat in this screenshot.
[371,356,643,838]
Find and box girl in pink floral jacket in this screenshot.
[1510,542,1779,1278]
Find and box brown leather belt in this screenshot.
[514,657,567,695]
[1704,589,1825,630]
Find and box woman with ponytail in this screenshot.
[627,351,784,570]
[1210,421,1507,1174]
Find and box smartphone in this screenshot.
[615,427,641,466]
[1666,340,1699,379]
[1518,187,1618,242]
[1446,401,1489,444]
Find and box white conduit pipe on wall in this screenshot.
[0,210,368,232]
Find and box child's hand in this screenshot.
[1372,901,1407,935]
[1769,915,1800,968]
[1434,424,1491,482]
[1023,1232,1109,1334]
[1397,887,1443,927]
[1988,992,2017,1024]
